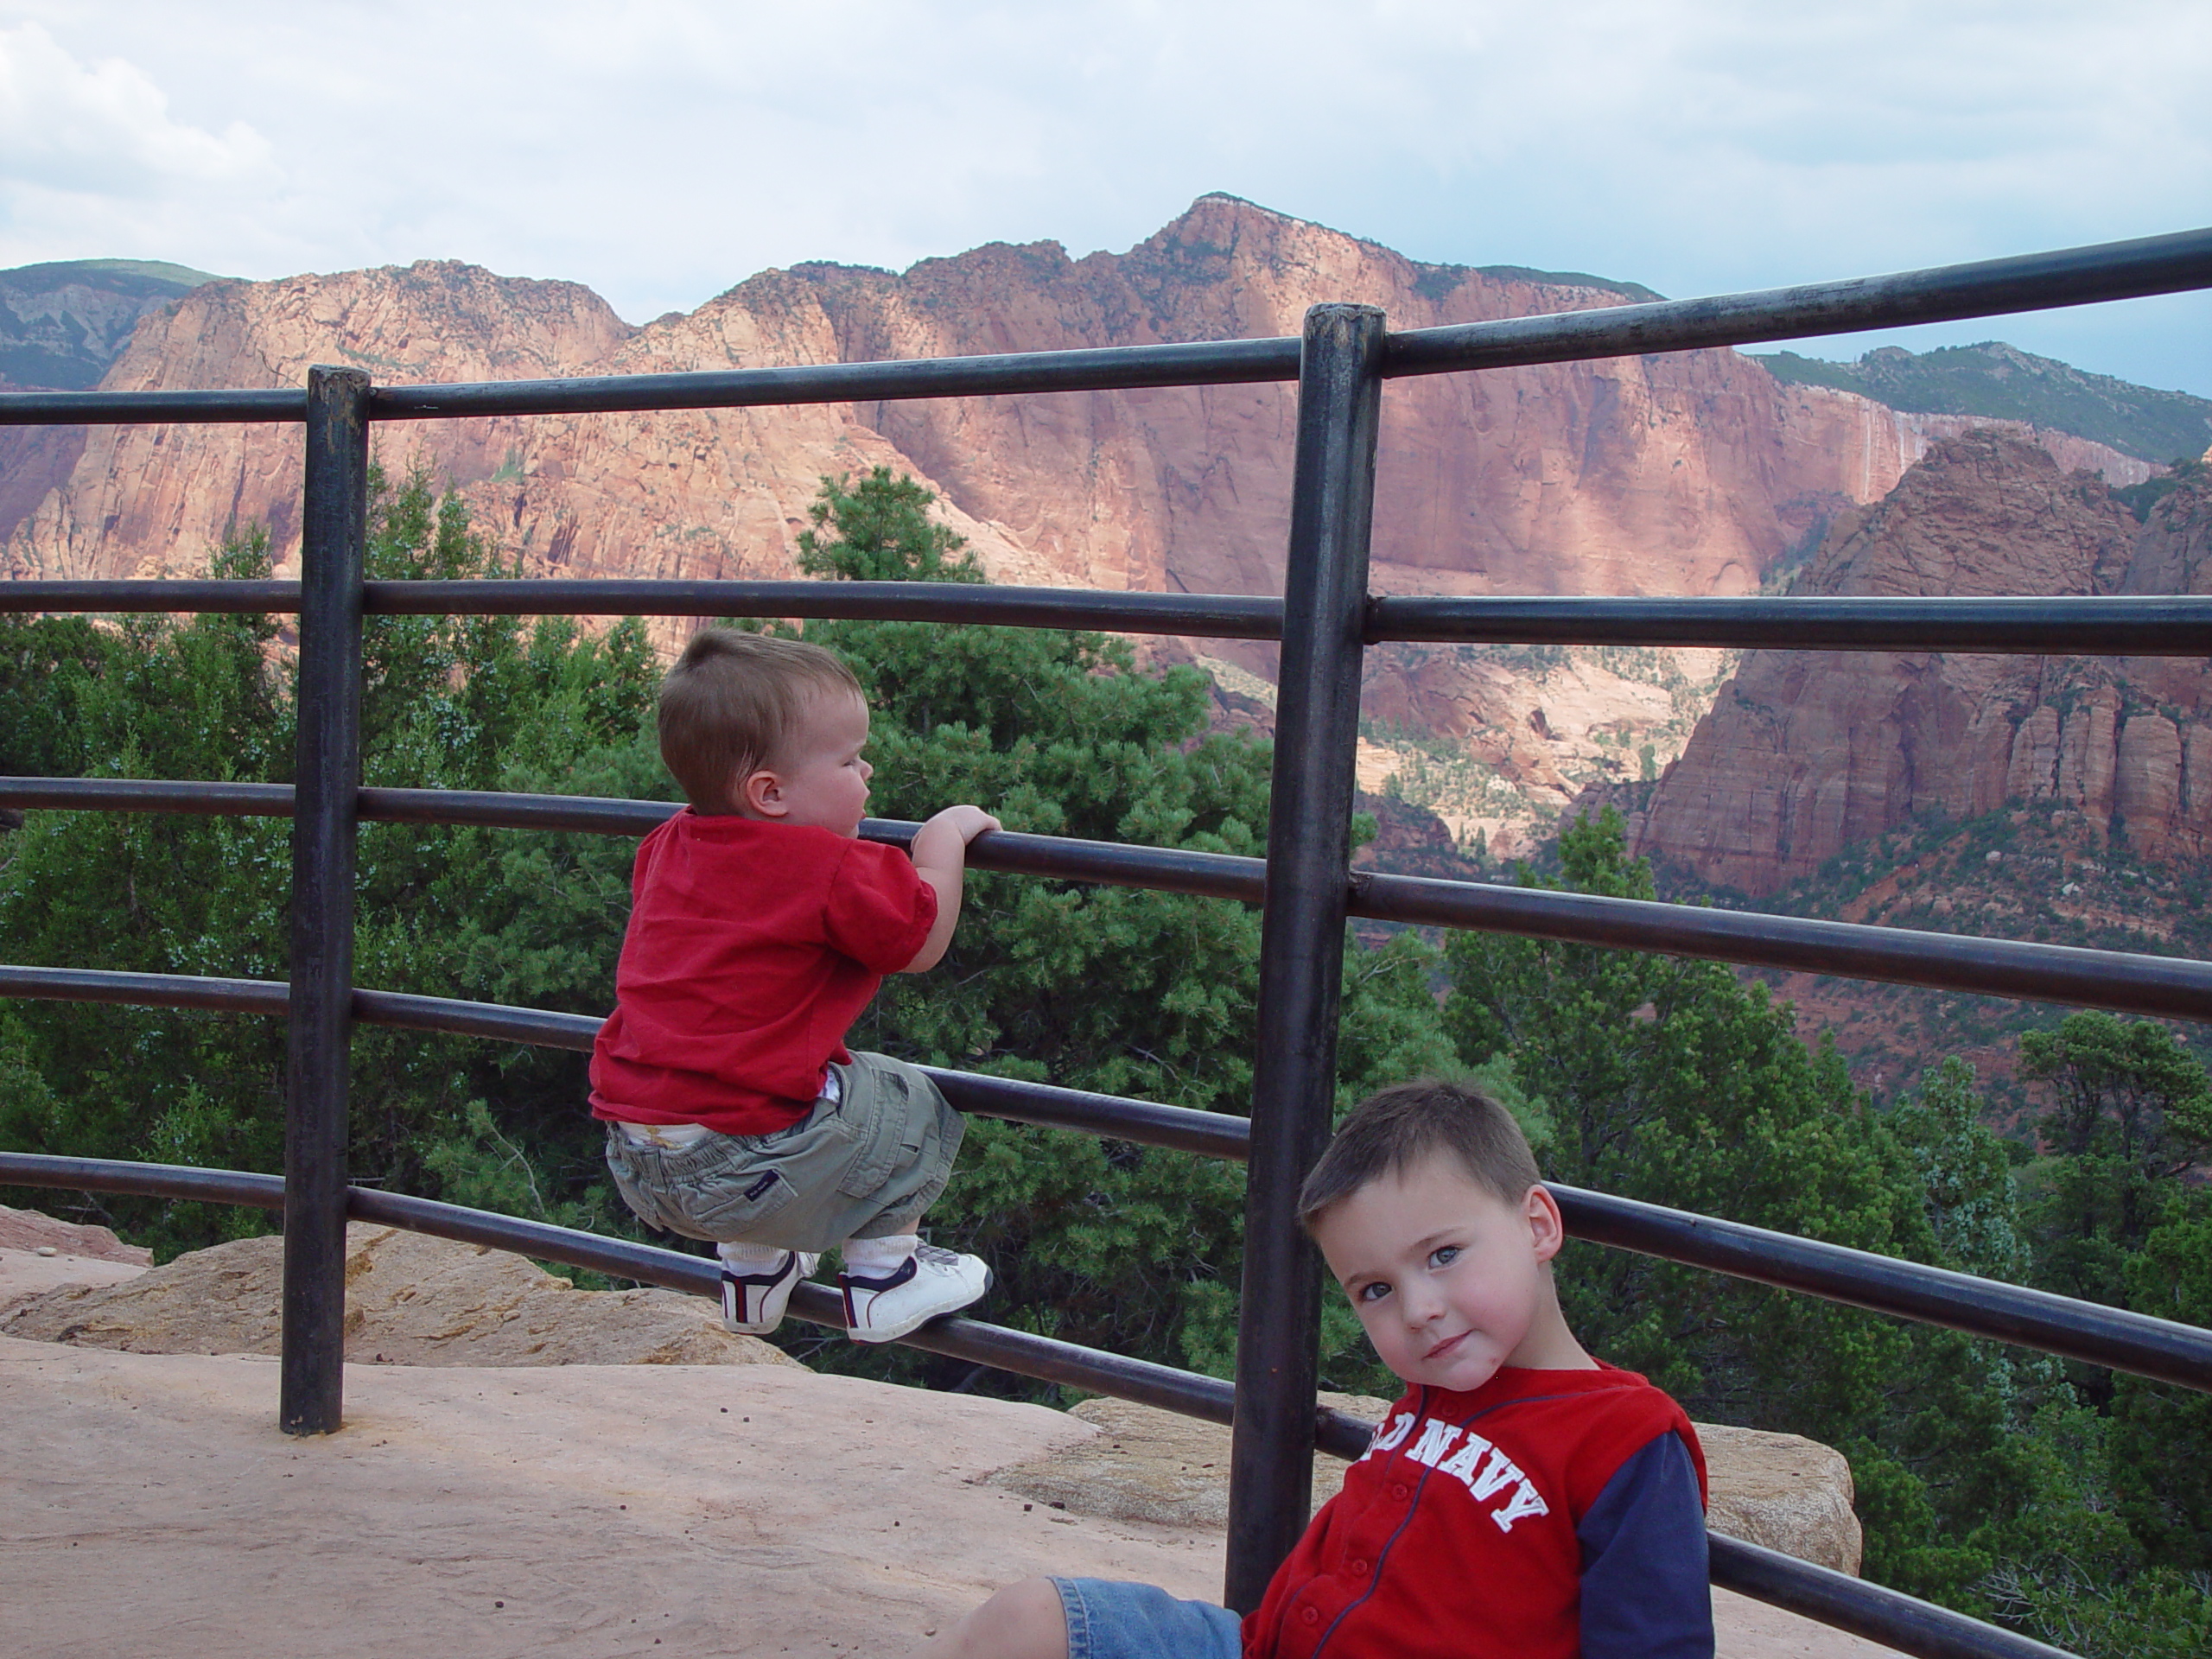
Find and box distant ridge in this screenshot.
[1753,340,2212,466]
[5,258,225,289]
[0,259,226,391]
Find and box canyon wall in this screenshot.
[2,197,2168,856]
[1634,432,2212,893]
[5,197,2144,612]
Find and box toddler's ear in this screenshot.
[739,766,785,818]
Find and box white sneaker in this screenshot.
[720,1250,819,1336]
[839,1243,991,1344]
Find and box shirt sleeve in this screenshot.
[821,839,938,974]
[1576,1430,1714,1659]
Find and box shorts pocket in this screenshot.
[688,1163,800,1236]
[835,1069,909,1199]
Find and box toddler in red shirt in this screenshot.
[594,627,1001,1344]
[910,1079,1713,1659]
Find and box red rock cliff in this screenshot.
[1634,432,2212,893]
[6,198,2140,613]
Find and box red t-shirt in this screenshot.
[1244,1363,1707,1659]
[589,811,938,1135]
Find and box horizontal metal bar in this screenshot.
[1368,594,2212,657]
[0,779,1258,897]
[0,779,298,817]
[357,786,677,835]
[353,985,593,1047]
[860,815,1266,902]
[1385,225,2212,377]
[355,988,1255,1160]
[359,578,1286,638]
[0,778,680,836]
[10,779,2210,1027]
[0,388,306,427]
[1707,1535,2071,1659]
[848,1281,1242,1424]
[8,962,2210,1395]
[1552,1184,2212,1393]
[351,983,1250,1159]
[0,1150,289,1209]
[918,1067,1253,1161]
[0,576,1285,640]
[10,579,2211,661]
[0,963,290,1017]
[0,342,1297,429]
[0,963,1248,1160]
[365,337,1305,421]
[356,1186,1369,1436]
[0,581,304,615]
[1354,871,2212,1027]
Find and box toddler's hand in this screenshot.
[925,804,1001,846]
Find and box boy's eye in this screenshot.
[1356,1281,1391,1304]
[1429,1245,1461,1268]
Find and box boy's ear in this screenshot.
[1523,1184,1567,1266]
[738,765,786,818]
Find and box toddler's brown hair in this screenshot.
[658,628,863,812]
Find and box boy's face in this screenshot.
[1311,1150,1567,1394]
[739,689,874,836]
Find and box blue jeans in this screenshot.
[1050,1579,1241,1659]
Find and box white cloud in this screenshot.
[0,21,275,197]
[0,0,2206,391]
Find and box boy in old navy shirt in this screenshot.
[913,1079,1713,1659]
[593,627,1001,1344]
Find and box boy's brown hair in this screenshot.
[658,628,864,812]
[1297,1077,1542,1230]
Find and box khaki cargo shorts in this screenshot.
[602,1052,964,1254]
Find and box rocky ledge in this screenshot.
[0,1211,1893,1656]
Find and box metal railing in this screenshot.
[7,222,2212,1659]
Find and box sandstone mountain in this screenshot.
[8,198,2152,599]
[0,200,2166,852]
[1633,432,2212,896]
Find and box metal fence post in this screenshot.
[281,365,370,1434]
[1224,302,1386,1610]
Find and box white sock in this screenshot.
[716,1241,791,1275]
[841,1234,919,1280]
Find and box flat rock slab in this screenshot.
[0,1338,1209,1658]
[0,1202,151,1262]
[0,1338,1903,1659]
[0,1203,154,1308]
[0,1222,798,1370]
[995,1396,1861,1576]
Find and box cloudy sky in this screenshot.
[4,0,2209,395]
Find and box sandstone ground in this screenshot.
[1,1222,1902,1658]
